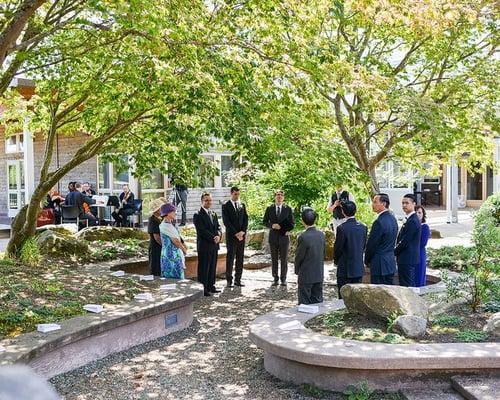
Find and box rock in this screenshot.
[430,229,442,239]
[393,315,427,338]
[244,254,271,270]
[75,226,148,242]
[483,312,500,336]
[245,230,265,249]
[324,230,334,261]
[340,284,429,320]
[35,230,89,256]
[35,224,78,236]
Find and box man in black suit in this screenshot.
[193,192,222,296]
[365,193,398,285]
[263,190,294,286]
[294,208,325,304]
[222,186,248,288]
[334,201,368,298]
[395,194,422,287]
[64,182,97,226]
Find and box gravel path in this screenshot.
[50,265,344,400]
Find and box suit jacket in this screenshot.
[263,203,294,242]
[334,218,368,279]
[395,212,421,265]
[222,200,249,240]
[364,210,398,276]
[119,191,135,211]
[64,191,94,216]
[193,208,222,252]
[294,227,325,285]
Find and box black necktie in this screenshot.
[277,206,281,218]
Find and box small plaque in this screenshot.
[165,314,178,328]
[83,304,104,313]
[297,304,319,314]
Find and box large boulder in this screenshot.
[245,229,265,249]
[393,315,427,338]
[340,284,429,320]
[35,229,89,256]
[35,224,78,236]
[75,226,148,242]
[483,312,500,337]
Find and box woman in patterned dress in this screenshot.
[159,203,188,279]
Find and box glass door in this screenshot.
[7,160,26,217]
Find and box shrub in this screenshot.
[443,193,500,312]
[427,246,475,272]
[453,329,489,343]
[19,237,41,267]
[432,315,464,327]
[344,381,373,400]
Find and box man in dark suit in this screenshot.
[222,186,249,288]
[334,201,368,299]
[395,194,422,287]
[365,193,398,285]
[263,190,294,286]
[294,208,325,304]
[193,192,222,296]
[64,182,97,226]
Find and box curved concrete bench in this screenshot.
[0,280,203,378]
[249,300,500,391]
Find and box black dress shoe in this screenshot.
[272,280,279,286]
[234,282,245,287]
[204,292,211,297]
[227,282,234,288]
[210,289,221,293]
[280,281,287,286]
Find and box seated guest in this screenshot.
[159,203,188,279]
[148,197,166,276]
[395,194,422,287]
[365,194,398,285]
[45,189,65,224]
[334,201,368,299]
[64,182,97,227]
[67,181,76,194]
[82,182,96,196]
[415,205,430,287]
[111,184,136,227]
[294,208,325,305]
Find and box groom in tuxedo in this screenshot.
[263,190,294,286]
[222,186,249,287]
[193,192,222,296]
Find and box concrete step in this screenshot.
[451,375,500,400]
[401,388,465,400]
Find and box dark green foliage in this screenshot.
[427,246,475,272]
[432,315,464,327]
[453,329,489,343]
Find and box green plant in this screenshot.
[427,246,475,272]
[483,300,500,313]
[344,381,373,400]
[432,315,464,327]
[19,237,41,267]
[453,329,489,343]
[386,311,402,333]
[301,383,328,398]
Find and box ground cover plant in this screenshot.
[306,302,498,344]
[0,257,149,339]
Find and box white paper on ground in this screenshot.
[110,270,125,277]
[278,320,305,331]
[410,287,421,294]
[37,323,61,333]
[83,304,104,313]
[134,293,154,301]
[139,275,154,281]
[160,284,176,290]
[297,304,319,314]
[178,279,191,283]
[0,345,6,352]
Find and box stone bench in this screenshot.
[0,280,203,378]
[249,300,500,392]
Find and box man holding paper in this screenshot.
[294,208,325,304]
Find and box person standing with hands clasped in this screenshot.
[263,190,295,286]
[395,194,421,287]
[193,192,222,297]
[222,187,249,288]
[294,208,325,304]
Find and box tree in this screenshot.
[219,0,499,194]
[2,0,245,256]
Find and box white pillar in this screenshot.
[446,157,458,223]
[23,119,35,202]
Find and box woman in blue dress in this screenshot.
[159,203,188,279]
[415,205,430,287]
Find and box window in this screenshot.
[5,133,24,153]
[487,166,493,197]
[467,170,483,200]
[221,155,237,187]
[7,160,26,217]
[98,159,111,190]
[113,157,130,191]
[97,156,130,194]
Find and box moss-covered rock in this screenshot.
[35,230,89,256]
[75,226,148,242]
[35,224,78,236]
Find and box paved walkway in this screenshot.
[51,268,345,400]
